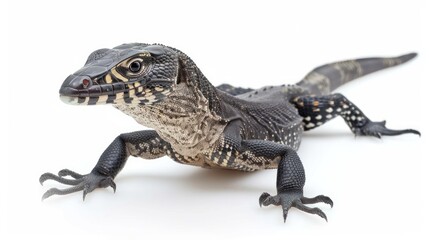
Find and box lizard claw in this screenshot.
[83,186,90,201]
[40,170,116,200]
[58,169,84,179]
[259,190,332,222]
[106,178,116,193]
[259,192,272,207]
[301,195,333,208]
[42,185,85,200]
[40,172,84,186]
[357,120,420,138]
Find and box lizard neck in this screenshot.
[114,54,227,157]
[176,51,223,115]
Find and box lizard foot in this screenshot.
[357,120,420,138]
[259,190,333,222]
[40,169,116,201]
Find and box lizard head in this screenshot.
[59,43,180,105]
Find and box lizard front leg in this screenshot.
[240,140,333,222]
[40,130,168,200]
[258,144,333,222]
[210,127,332,221]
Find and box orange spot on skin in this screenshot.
[313,101,319,107]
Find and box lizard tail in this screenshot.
[296,52,417,96]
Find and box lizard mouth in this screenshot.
[59,83,169,105]
[59,74,130,105]
[60,73,175,105]
[59,85,132,105]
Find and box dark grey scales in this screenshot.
[40,43,420,222]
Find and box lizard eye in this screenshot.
[129,60,142,73]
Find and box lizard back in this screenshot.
[219,89,304,150]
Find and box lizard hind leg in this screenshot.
[292,93,420,137]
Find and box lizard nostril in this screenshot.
[82,79,90,88]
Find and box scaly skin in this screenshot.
[40,43,420,222]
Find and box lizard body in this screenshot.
[41,43,419,221]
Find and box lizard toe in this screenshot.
[358,120,420,137]
[40,170,116,201]
[260,190,332,222]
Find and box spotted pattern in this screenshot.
[114,82,226,158]
[126,136,167,159]
[292,93,370,134]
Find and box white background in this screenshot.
[3,0,428,239]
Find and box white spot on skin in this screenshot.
[357,116,363,121]
[220,157,228,167]
[351,115,356,120]
[305,116,311,121]
[316,122,322,126]
[326,108,333,113]
[306,123,315,128]
[336,108,342,112]
[326,114,333,119]
[97,95,109,103]
[342,104,349,109]
[315,115,322,120]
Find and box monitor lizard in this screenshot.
[40,43,420,222]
